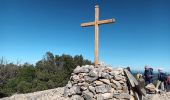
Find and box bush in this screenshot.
[0,52,93,98]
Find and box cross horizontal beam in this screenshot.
[81,18,115,27]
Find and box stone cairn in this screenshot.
[64,65,131,100]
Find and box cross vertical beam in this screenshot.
[95,5,99,66]
[81,5,115,66]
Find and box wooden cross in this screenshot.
[81,5,115,66]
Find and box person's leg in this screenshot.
[150,78,153,83]
[156,80,161,89]
[145,80,149,85]
[164,81,167,91]
[161,82,164,91]
[168,84,170,92]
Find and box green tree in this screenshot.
[17,81,32,93]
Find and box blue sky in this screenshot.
[0,0,170,72]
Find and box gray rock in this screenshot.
[96,93,112,100]
[74,66,89,74]
[78,82,89,87]
[111,79,122,90]
[78,73,88,77]
[95,84,111,93]
[98,67,105,77]
[64,85,81,97]
[111,84,117,90]
[113,93,130,99]
[145,83,156,92]
[118,80,124,84]
[99,79,110,84]
[80,86,88,91]
[113,75,123,81]
[71,95,84,100]
[71,75,80,83]
[72,85,81,94]
[64,86,70,97]
[88,85,96,94]
[122,86,128,93]
[67,81,72,88]
[109,70,120,76]
[89,69,98,77]
[82,90,94,100]
[84,65,94,70]
[105,66,113,72]
[84,76,98,83]
[94,81,103,86]
[101,72,113,79]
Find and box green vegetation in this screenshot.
[0,52,93,98]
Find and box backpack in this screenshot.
[149,68,153,78]
[167,76,170,85]
[159,72,167,81]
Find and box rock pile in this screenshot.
[64,65,130,100]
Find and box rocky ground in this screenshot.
[0,87,68,100]
[1,87,170,100]
[145,92,170,100]
[1,65,170,100]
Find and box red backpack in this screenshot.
[167,76,170,85]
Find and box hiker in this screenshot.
[156,69,167,91]
[144,66,153,85]
[136,71,145,89]
[136,71,142,81]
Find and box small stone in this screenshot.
[71,75,80,83]
[89,69,98,77]
[79,73,88,77]
[122,86,128,93]
[118,80,124,84]
[82,90,94,100]
[96,94,104,100]
[97,93,112,100]
[111,88,115,93]
[98,67,105,77]
[95,84,111,93]
[71,95,84,100]
[64,86,70,97]
[114,75,123,81]
[99,79,110,84]
[113,93,130,99]
[66,85,81,96]
[111,79,122,90]
[84,76,98,83]
[109,70,120,76]
[81,86,88,91]
[84,65,94,70]
[94,81,103,86]
[105,66,113,72]
[101,72,113,79]
[74,66,89,74]
[88,86,96,94]
[78,82,89,86]
[67,81,72,88]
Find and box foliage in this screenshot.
[0,52,93,98]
